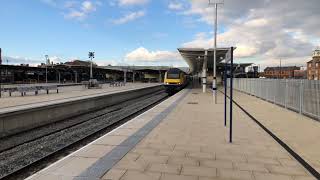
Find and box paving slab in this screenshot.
[26,86,187,180]
[26,88,317,180]
[101,88,315,180]
[232,90,320,174]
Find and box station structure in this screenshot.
[20,47,320,180]
[178,48,231,93]
[0,63,177,84]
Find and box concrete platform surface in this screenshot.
[0,83,160,113]
[26,88,316,180]
[232,90,320,174]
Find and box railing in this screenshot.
[228,78,320,120]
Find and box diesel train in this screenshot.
[163,68,188,93]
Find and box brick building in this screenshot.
[293,70,307,79]
[264,66,300,79]
[307,49,320,80]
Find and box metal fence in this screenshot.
[228,78,320,120]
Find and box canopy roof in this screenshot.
[178,48,233,73]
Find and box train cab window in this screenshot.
[167,68,182,79]
[167,73,180,79]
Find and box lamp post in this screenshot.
[88,52,95,79]
[45,55,49,84]
[209,0,223,104]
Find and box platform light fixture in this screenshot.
[88,52,95,79]
[209,0,224,104]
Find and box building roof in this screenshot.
[264,66,300,71]
[178,48,233,73]
[307,57,320,63]
[100,66,190,73]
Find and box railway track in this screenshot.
[0,90,169,180]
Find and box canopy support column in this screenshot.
[202,50,208,93]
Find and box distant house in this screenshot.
[307,49,320,80]
[264,66,300,79]
[293,70,307,79]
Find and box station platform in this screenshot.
[0,83,160,113]
[232,90,320,174]
[26,88,316,180]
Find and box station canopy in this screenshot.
[178,48,232,74]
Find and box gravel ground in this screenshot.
[0,91,168,179]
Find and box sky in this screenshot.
[0,0,319,70]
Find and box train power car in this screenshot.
[163,68,188,93]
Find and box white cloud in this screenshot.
[3,56,43,66]
[125,47,182,62]
[244,18,268,27]
[82,1,96,12]
[118,0,148,6]
[43,0,99,21]
[168,2,183,10]
[181,0,320,66]
[112,11,145,24]
[65,10,86,20]
[48,56,64,64]
[65,1,97,20]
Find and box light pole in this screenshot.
[209,0,223,104]
[88,52,95,79]
[45,55,49,84]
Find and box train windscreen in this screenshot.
[167,69,181,79]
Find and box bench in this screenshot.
[2,87,17,96]
[17,86,38,96]
[82,81,90,88]
[15,85,59,96]
[41,85,59,94]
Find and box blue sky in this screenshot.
[1,0,319,69]
[0,0,212,66]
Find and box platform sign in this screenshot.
[224,47,234,143]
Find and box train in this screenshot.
[163,68,188,93]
